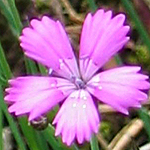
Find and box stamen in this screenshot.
[70,76,86,89]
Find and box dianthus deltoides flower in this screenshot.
[5,9,150,145]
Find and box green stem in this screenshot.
[90,134,99,150]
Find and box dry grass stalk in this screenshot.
[96,133,110,150]
[108,119,143,150]
[59,0,84,23]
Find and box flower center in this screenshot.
[70,76,86,89]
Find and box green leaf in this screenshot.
[0,107,3,150]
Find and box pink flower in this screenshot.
[5,9,150,145]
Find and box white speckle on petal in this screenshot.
[59,59,63,63]
[70,91,77,98]
[59,59,64,69]
[70,95,75,98]
[82,104,86,109]
[80,90,86,97]
[72,103,76,108]
[82,96,87,100]
[98,86,102,90]
[91,82,99,86]
[60,63,64,69]
[92,75,100,82]
[51,83,55,87]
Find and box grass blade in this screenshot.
[42,124,63,150]
[0,42,12,80]
[0,1,20,36]
[19,117,48,150]
[7,0,22,32]
[0,86,27,150]
[121,0,150,53]
[0,76,7,86]
[35,131,49,150]
[0,107,3,150]
[138,108,150,141]
[24,57,38,74]
[38,64,47,75]
[42,124,78,150]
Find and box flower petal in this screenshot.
[5,76,75,121]
[20,16,79,79]
[53,90,99,146]
[79,9,130,81]
[87,66,150,114]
